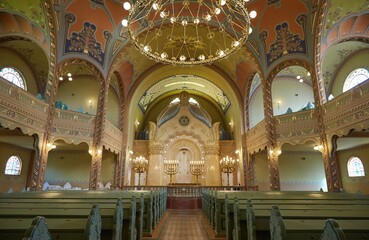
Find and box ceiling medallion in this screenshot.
[122,0,250,65]
[179,116,190,126]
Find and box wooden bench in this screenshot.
[0,191,151,239]
[270,206,369,240]
[231,198,369,240]
[1,204,106,240]
[201,190,369,239]
[0,189,168,237]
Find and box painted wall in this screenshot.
[331,49,369,97]
[279,151,327,191]
[101,150,116,185]
[56,76,99,114]
[0,47,39,95]
[45,150,91,189]
[337,144,369,194]
[249,85,264,128]
[272,77,315,116]
[253,150,269,191]
[0,142,32,192]
[106,86,119,127]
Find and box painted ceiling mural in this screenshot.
[323,0,369,36]
[0,0,48,38]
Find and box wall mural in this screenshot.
[65,21,107,65]
[266,22,306,66]
[138,75,230,114]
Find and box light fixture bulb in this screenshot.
[249,27,253,34]
[299,79,303,83]
[193,18,200,24]
[179,55,186,61]
[297,75,301,79]
[67,73,72,77]
[250,10,257,18]
[215,8,221,15]
[152,2,159,10]
[59,77,63,81]
[123,2,131,10]
[121,19,128,27]
[220,0,226,6]
[68,77,73,81]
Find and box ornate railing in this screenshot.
[103,120,123,153]
[246,120,267,153]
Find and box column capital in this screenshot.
[148,143,164,155]
[204,145,219,155]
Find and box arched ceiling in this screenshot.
[1,0,367,110]
[138,75,231,114]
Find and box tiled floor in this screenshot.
[157,210,210,240]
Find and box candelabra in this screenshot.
[163,160,179,185]
[220,156,239,186]
[131,156,148,186]
[190,160,205,185]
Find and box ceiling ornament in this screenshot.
[121,0,250,65]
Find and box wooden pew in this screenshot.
[201,190,369,238]
[270,206,369,240]
[0,204,103,240]
[0,189,166,238]
[0,195,138,240]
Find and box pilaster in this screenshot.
[204,145,221,186]
[148,143,164,185]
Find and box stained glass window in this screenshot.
[5,156,22,175]
[0,67,26,90]
[343,68,369,92]
[347,157,365,177]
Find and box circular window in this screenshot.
[179,116,189,126]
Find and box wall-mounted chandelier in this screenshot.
[122,0,251,65]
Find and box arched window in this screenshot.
[347,157,365,177]
[5,156,22,175]
[343,68,369,92]
[0,67,27,90]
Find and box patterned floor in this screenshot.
[157,210,210,240]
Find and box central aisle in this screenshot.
[157,210,210,240]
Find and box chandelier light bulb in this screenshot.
[170,17,176,23]
[143,45,151,52]
[215,8,221,15]
[121,19,128,27]
[67,73,72,77]
[193,18,200,24]
[161,52,168,58]
[182,20,188,26]
[205,14,211,21]
[152,2,159,10]
[68,77,72,81]
[123,2,131,10]
[249,27,253,34]
[232,40,240,47]
[220,0,226,6]
[250,10,257,19]
[198,55,205,61]
[299,79,304,83]
[160,11,167,18]
[179,55,186,61]
[297,75,301,79]
[59,77,63,81]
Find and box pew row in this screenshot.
[201,189,369,239]
[270,206,369,240]
[0,189,167,239]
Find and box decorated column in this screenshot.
[148,143,164,185]
[204,145,221,186]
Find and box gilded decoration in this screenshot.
[65,22,106,65]
[267,22,306,66]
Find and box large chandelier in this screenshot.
[122,0,250,65]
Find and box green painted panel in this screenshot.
[324,0,368,35]
[0,0,48,36]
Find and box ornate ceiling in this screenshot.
[0,0,368,107]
